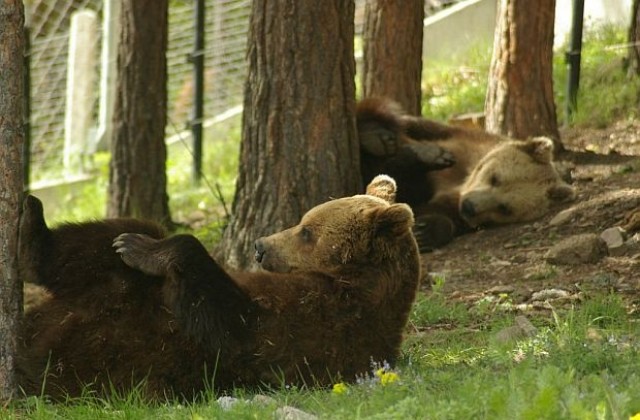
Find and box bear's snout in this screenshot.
[254,239,266,263]
[460,198,476,218]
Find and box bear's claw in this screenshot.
[407,142,456,169]
[113,233,167,277]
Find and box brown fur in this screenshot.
[356,97,575,250]
[17,175,420,401]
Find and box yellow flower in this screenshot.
[375,368,399,386]
[332,382,348,395]
[630,413,640,420]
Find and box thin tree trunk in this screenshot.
[108,0,171,225]
[0,0,25,401]
[218,1,360,270]
[485,0,561,148]
[362,0,424,115]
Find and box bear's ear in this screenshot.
[366,174,397,204]
[547,183,576,202]
[368,203,414,237]
[520,136,554,163]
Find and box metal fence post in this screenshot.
[565,0,585,125]
[190,0,206,184]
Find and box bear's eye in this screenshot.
[490,174,500,187]
[299,227,313,243]
[497,203,512,216]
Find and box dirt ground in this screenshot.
[423,118,640,315]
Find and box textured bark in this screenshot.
[0,0,25,401]
[362,0,424,115]
[108,0,171,225]
[485,0,561,148]
[629,0,640,75]
[219,1,360,270]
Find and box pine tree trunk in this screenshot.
[218,1,360,270]
[485,0,561,148]
[362,0,424,115]
[108,0,171,225]
[0,0,25,401]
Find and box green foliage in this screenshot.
[556,24,640,127]
[410,275,470,327]
[423,24,640,128]
[166,118,241,248]
[422,45,492,120]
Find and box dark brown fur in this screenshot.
[18,176,420,401]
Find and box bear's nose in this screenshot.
[254,239,266,263]
[460,199,476,218]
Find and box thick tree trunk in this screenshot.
[0,0,25,401]
[485,0,561,148]
[219,1,360,270]
[108,0,171,225]
[629,0,640,75]
[362,0,424,115]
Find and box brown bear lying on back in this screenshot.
[17,175,420,401]
[356,97,576,250]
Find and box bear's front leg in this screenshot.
[114,232,253,348]
[113,233,170,276]
[404,142,455,170]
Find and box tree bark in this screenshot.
[0,0,25,401]
[108,0,171,225]
[629,0,640,75]
[485,0,561,148]
[218,1,360,270]
[362,0,424,115]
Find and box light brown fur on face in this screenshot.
[455,137,575,227]
[255,191,414,275]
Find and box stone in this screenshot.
[545,233,608,265]
[494,316,538,343]
[600,226,626,251]
[276,406,318,420]
[549,208,576,226]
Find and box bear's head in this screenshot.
[254,175,416,275]
[458,136,575,228]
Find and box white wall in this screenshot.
[423,0,634,61]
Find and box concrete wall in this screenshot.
[423,0,634,61]
[423,0,497,61]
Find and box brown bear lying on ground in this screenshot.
[17,175,420,401]
[356,97,576,251]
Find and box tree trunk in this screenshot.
[0,0,25,401]
[485,0,561,148]
[108,0,171,225]
[362,0,424,115]
[218,1,360,270]
[629,0,640,75]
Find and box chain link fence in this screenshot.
[25,0,459,185]
[26,0,250,184]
